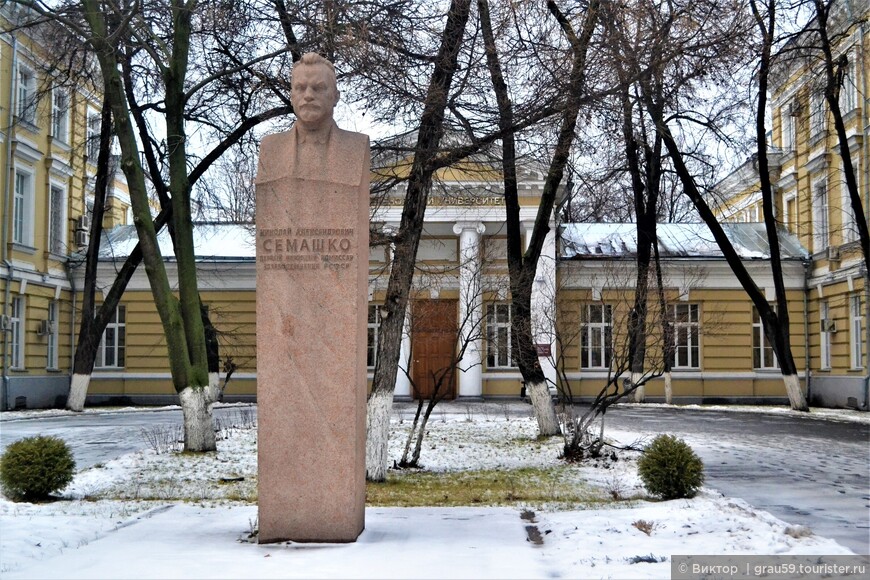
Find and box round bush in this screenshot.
[0,435,76,502]
[637,434,704,500]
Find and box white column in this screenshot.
[395,305,412,398]
[524,222,558,391]
[453,221,486,398]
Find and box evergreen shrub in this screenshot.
[637,434,704,500]
[0,435,76,502]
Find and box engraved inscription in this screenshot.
[258,227,355,271]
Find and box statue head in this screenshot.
[291,53,340,133]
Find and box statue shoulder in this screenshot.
[334,126,370,149]
[260,128,296,152]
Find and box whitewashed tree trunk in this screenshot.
[66,374,91,412]
[664,371,673,405]
[526,379,560,436]
[783,373,808,412]
[366,389,394,482]
[179,385,218,452]
[631,371,645,403]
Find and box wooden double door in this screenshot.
[411,299,458,400]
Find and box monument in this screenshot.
[255,53,369,543]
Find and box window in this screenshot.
[16,66,36,125]
[752,307,777,369]
[367,305,381,368]
[9,297,25,369]
[12,170,33,246]
[47,301,59,370]
[838,55,857,113]
[812,180,829,253]
[819,301,832,370]
[96,305,126,368]
[486,303,516,368]
[810,90,826,137]
[841,164,858,244]
[781,109,796,152]
[671,303,700,369]
[49,184,66,255]
[850,295,863,370]
[87,111,101,161]
[52,88,69,142]
[784,194,798,235]
[581,303,612,369]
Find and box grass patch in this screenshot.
[366,467,610,508]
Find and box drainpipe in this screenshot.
[1,32,20,411]
[803,258,812,403]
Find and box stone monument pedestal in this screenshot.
[255,125,369,543]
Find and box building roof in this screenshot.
[96,221,808,262]
[560,223,809,260]
[97,223,256,261]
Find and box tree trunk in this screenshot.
[479,0,600,437]
[66,374,90,412]
[67,102,112,411]
[365,0,473,482]
[366,388,394,481]
[527,378,560,434]
[663,371,673,405]
[179,384,219,453]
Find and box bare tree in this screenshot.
[478,0,602,437]
[10,0,304,446]
[809,0,869,272]
[365,0,475,482]
[394,248,500,468]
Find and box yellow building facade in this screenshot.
[716,0,869,408]
[1,11,130,409]
[2,5,867,411]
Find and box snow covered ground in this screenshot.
[0,406,861,579]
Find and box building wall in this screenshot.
[1,17,130,409]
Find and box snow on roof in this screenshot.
[98,223,256,261]
[560,222,809,260]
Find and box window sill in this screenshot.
[11,243,37,255]
[46,367,62,373]
[15,119,39,134]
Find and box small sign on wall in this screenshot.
[535,343,551,357]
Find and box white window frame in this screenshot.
[16,65,37,126]
[581,303,612,369]
[486,303,516,369]
[850,294,864,370]
[47,300,59,370]
[841,162,858,244]
[752,307,777,370]
[812,179,829,253]
[838,54,857,113]
[784,193,798,235]
[12,168,34,246]
[52,87,70,143]
[367,304,381,369]
[820,301,832,370]
[48,183,67,255]
[810,89,826,137]
[87,109,101,162]
[9,296,25,370]
[672,303,700,369]
[96,305,126,368]
[781,109,796,152]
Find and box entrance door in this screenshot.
[411,299,458,400]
